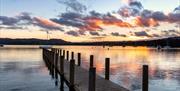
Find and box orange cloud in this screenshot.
[34,17,62,27]
[81,17,132,31]
[132,16,159,27]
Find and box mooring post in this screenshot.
[71,52,74,60]
[105,58,110,80]
[77,53,81,66]
[88,67,96,91]
[90,55,94,68]
[60,49,62,56]
[55,49,57,54]
[57,49,60,56]
[69,59,75,91]
[142,65,149,91]
[63,50,65,58]
[67,51,69,61]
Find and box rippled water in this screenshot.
[55,46,180,91]
[0,47,63,91]
[0,46,180,91]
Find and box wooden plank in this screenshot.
[63,59,129,91]
[43,49,129,91]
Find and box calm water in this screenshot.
[0,47,66,91]
[55,46,180,91]
[0,46,180,91]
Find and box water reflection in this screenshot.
[0,48,59,91]
[55,46,180,91]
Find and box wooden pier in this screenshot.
[42,48,149,91]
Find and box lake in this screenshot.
[0,45,180,91]
[0,46,69,91]
[55,46,180,91]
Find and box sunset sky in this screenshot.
[0,0,180,42]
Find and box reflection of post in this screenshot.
[55,53,58,86]
[67,51,69,61]
[63,50,65,58]
[60,76,64,91]
[60,56,64,91]
[142,65,148,91]
[77,53,81,66]
[69,59,75,91]
[105,58,110,80]
[88,67,96,91]
[71,52,74,60]
[51,52,55,79]
[90,55,94,68]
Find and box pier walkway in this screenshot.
[43,48,129,91]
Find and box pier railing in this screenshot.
[42,48,149,91]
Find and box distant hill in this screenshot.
[69,37,180,48]
[0,38,68,45]
[0,37,180,48]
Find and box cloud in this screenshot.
[134,31,150,37]
[111,32,127,37]
[33,17,64,31]
[90,36,105,39]
[17,12,32,21]
[152,11,168,21]
[0,12,66,31]
[111,32,120,36]
[119,0,143,17]
[118,0,179,27]
[141,9,180,23]
[89,31,100,36]
[174,5,180,13]
[89,10,102,17]
[66,30,79,36]
[0,16,19,25]
[51,12,84,27]
[151,34,161,37]
[57,0,87,13]
[161,30,180,37]
[132,16,159,27]
[0,12,33,26]
[168,13,180,22]
[0,26,24,30]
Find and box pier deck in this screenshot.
[43,48,129,91]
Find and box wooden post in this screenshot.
[77,53,81,66]
[88,67,96,91]
[142,65,148,91]
[71,52,74,60]
[105,58,110,80]
[67,51,69,61]
[55,49,57,54]
[60,49,62,56]
[69,59,75,90]
[90,55,94,68]
[63,50,65,57]
[57,49,60,56]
